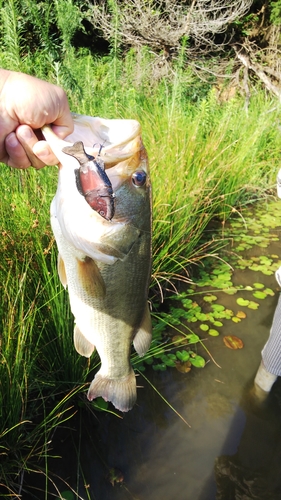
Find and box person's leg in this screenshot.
[254,293,281,392]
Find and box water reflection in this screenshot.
[214,382,281,500]
[33,212,281,500]
[43,278,281,500]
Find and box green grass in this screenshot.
[1,5,281,494]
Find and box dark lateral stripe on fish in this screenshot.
[63,141,115,220]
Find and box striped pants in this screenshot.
[262,292,281,376]
[255,174,281,388]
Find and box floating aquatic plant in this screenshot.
[223,336,244,350]
[150,198,281,371]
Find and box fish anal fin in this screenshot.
[87,368,136,412]
[74,324,95,358]
[76,257,106,298]
[58,253,67,288]
[133,305,152,356]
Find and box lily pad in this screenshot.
[187,333,200,344]
[264,288,275,296]
[175,361,192,373]
[224,309,234,317]
[203,295,217,302]
[236,310,246,319]
[232,317,241,323]
[223,335,244,349]
[236,298,249,307]
[153,363,167,371]
[196,312,209,321]
[189,316,198,323]
[261,269,273,275]
[223,288,238,295]
[211,304,225,312]
[253,291,267,299]
[253,283,264,289]
[213,320,223,327]
[208,329,220,336]
[176,350,190,362]
[200,324,209,332]
[247,301,259,310]
[172,334,187,345]
[189,355,206,368]
[161,354,176,367]
[237,259,253,267]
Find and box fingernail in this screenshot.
[37,151,49,161]
[6,133,19,148]
[20,127,33,140]
[34,145,49,159]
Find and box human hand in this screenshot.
[0,69,73,168]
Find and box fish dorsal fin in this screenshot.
[74,324,95,358]
[133,305,152,356]
[76,257,106,298]
[57,253,67,288]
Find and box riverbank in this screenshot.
[1,45,281,498]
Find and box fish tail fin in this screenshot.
[87,368,136,412]
[133,305,152,356]
[74,325,95,358]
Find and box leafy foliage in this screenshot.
[0,0,281,496]
[270,0,281,25]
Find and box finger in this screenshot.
[5,132,32,169]
[32,140,60,166]
[51,87,74,138]
[16,125,48,169]
[52,123,74,140]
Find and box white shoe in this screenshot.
[254,361,277,393]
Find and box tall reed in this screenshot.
[0,4,281,493]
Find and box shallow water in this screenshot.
[43,237,281,499]
[30,207,281,500]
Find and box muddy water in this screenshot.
[44,211,281,500]
[49,212,281,500]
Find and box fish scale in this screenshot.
[42,115,152,412]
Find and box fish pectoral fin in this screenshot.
[76,257,106,298]
[100,224,141,261]
[57,253,67,288]
[87,368,137,412]
[133,305,152,356]
[74,325,95,358]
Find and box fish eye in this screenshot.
[132,170,146,187]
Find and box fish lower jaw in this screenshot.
[87,368,137,412]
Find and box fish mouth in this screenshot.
[77,181,115,221]
[63,141,115,221]
[42,118,147,222]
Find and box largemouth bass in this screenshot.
[42,115,152,412]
